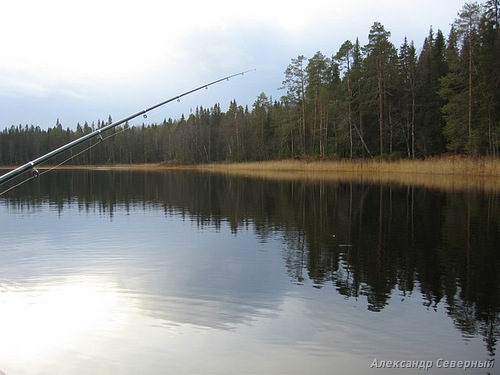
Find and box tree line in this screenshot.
[1,1,499,166]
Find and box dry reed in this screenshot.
[196,156,500,192]
[12,156,500,192]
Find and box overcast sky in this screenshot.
[0,0,468,130]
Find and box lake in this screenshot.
[0,169,498,374]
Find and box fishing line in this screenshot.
[41,127,129,174]
[0,175,38,197]
[0,127,128,197]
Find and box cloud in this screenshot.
[0,70,51,98]
[58,88,88,101]
[0,0,465,127]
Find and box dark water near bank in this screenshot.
[0,170,498,374]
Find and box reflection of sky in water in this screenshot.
[0,277,130,361]
[0,201,490,375]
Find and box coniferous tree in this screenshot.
[306,51,337,157]
[477,0,500,156]
[456,2,482,153]
[398,38,418,158]
[441,2,482,154]
[440,26,468,153]
[252,93,273,160]
[363,22,397,157]
[281,55,307,156]
[334,40,355,158]
[417,28,448,156]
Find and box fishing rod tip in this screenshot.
[240,68,256,76]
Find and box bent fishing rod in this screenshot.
[0,69,254,187]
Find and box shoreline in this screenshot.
[1,155,497,174]
[2,156,500,192]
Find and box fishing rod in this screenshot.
[0,69,254,187]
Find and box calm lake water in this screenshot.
[0,169,498,375]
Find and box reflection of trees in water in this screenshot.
[439,191,500,357]
[3,169,500,355]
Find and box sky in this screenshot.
[0,0,470,130]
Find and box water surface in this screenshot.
[0,170,498,374]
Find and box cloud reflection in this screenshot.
[0,276,131,362]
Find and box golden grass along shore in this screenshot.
[196,156,500,192]
[198,156,500,176]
